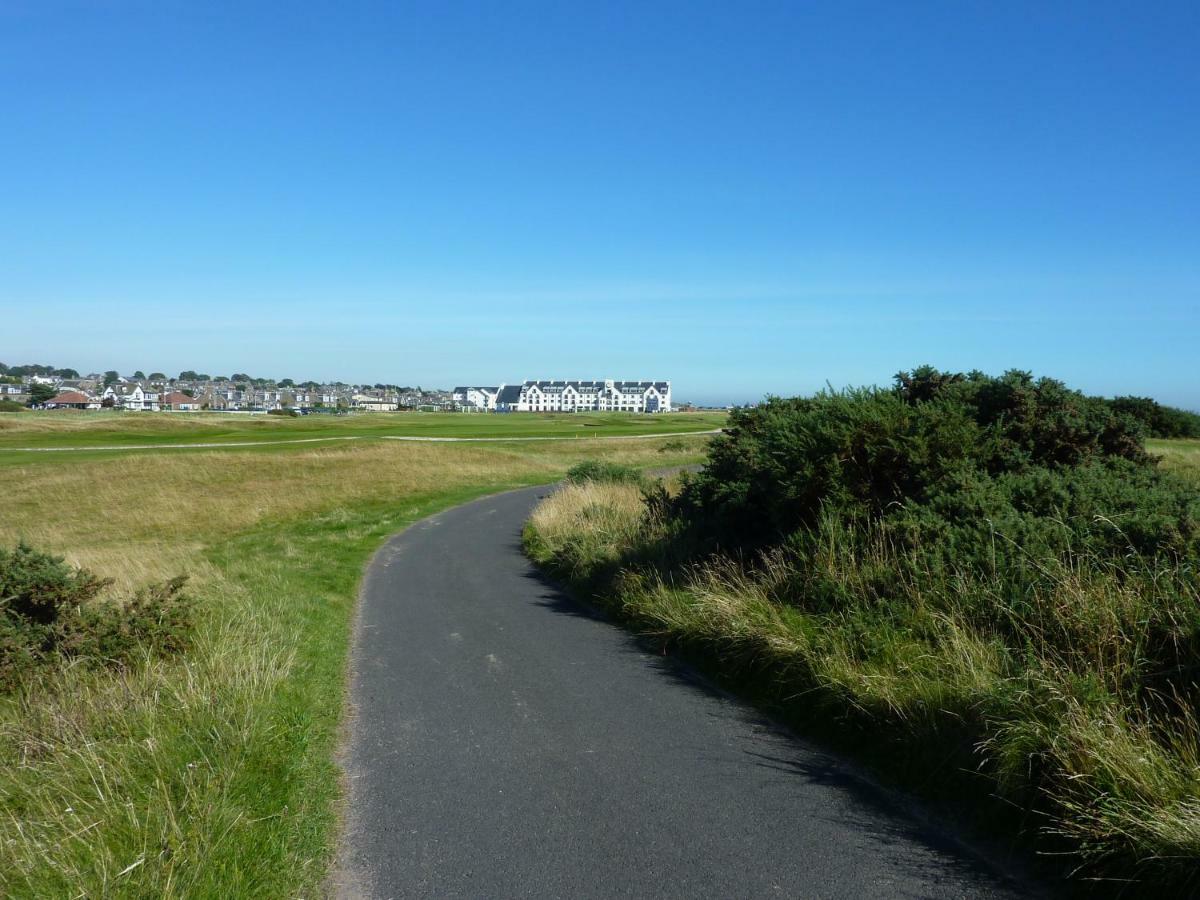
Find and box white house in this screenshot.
[453,386,500,411]
[493,380,671,413]
[102,384,160,411]
[353,394,398,412]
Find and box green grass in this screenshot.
[0,429,714,896]
[0,409,726,452]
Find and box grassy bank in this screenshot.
[524,377,1200,892]
[0,431,712,895]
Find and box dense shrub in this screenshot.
[268,407,299,417]
[0,543,193,690]
[1107,395,1200,439]
[565,460,647,487]
[0,399,26,413]
[677,367,1197,567]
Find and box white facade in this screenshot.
[353,394,398,412]
[453,387,500,411]
[491,380,671,413]
[102,384,160,411]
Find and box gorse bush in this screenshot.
[0,542,193,690]
[565,459,647,488]
[527,366,1200,888]
[1108,395,1200,439]
[676,367,1200,575]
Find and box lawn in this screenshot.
[0,425,716,896]
[0,409,726,453]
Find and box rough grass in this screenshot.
[0,432,712,896]
[524,446,1200,891]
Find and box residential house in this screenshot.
[46,390,101,410]
[102,383,160,411]
[353,394,398,412]
[161,391,203,411]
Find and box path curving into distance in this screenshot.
[336,485,1038,899]
[7,430,721,453]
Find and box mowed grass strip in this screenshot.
[0,409,726,450]
[0,433,712,896]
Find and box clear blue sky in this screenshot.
[2,1,1197,406]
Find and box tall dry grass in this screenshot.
[0,434,710,895]
[525,467,1200,889]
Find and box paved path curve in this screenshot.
[337,486,1035,899]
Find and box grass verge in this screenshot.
[524,447,1200,894]
[0,433,711,895]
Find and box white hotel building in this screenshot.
[455,380,671,413]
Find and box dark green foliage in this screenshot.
[268,408,299,417]
[1108,396,1200,439]
[677,367,1195,572]
[0,362,77,378]
[0,542,110,625]
[0,399,25,412]
[60,576,193,661]
[28,382,57,405]
[565,460,646,487]
[0,543,193,690]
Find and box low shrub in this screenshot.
[565,459,647,487]
[0,543,193,690]
[268,408,299,417]
[0,399,26,412]
[1108,395,1200,439]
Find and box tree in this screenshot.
[101,396,115,408]
[133,370,146,380]
[279,378,295,387]
[103,371,120,386]
[28,383,57,406]
[148,372,166,381]
[181,388,195,398]
[55,368,79,378]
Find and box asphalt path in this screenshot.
[337,485,1036,899]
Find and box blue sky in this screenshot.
[1,1,1197,406]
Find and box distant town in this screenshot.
[1,363,687,413]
